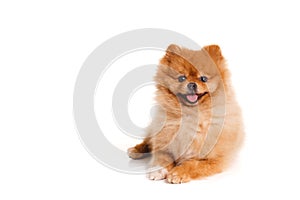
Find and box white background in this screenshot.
[1,0,300,199]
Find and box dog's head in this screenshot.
[155,44,228,107]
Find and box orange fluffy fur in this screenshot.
[128,44,244,183]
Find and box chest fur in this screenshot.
[166,108,209,160]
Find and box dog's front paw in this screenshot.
[147,168,168,181]
[127,147,144,159]
[167,166,191,184]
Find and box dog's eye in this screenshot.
[200,76,208,82]
[178,75,187,82]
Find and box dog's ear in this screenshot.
[166,44,181,55]
[162,44,182,64]
[203,45,224,65]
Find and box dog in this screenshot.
[128,44,244,183]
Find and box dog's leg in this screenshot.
[167,158,224,184]
[127,139,151,159]
[147,151,174,180]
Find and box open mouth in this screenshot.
[178,92,208,104]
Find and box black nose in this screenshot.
[187,82,197,91]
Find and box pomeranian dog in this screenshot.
[128,44,244,183]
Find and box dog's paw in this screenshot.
[147,168,168,181]
[167,166,191,184]
[127,147,144,159]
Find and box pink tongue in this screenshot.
[186,95,198,102]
